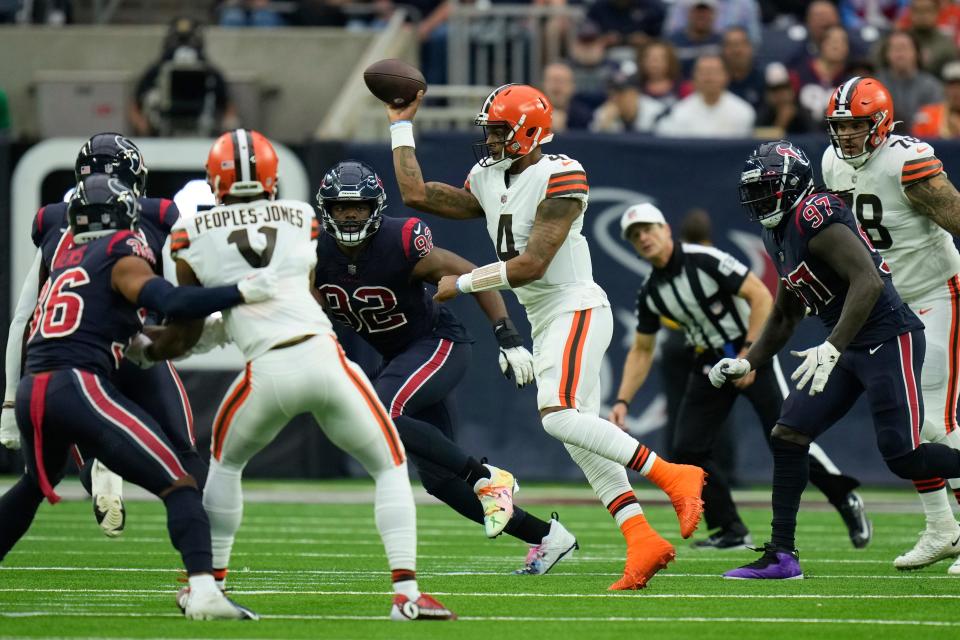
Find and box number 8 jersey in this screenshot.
[821,135,960,304]
[464,153,609,336]
[170,198,333,360]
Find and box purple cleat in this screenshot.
[723,543,803,580]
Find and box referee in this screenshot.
[608,203,870,549]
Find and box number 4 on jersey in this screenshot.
[496,214,519,261]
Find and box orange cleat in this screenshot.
[645,458,706,539]
[608,515,676,590]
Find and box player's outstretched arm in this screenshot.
[413,246,510,324]
[809,224,884,352]
[386,91,484,220]
[609,331,656,429]
[742,280,807,370]
[905,173,960,236]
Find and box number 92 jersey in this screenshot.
[821,135,960,304]
[463,153,609,336]
[170,198,333,360]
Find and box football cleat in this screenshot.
[691,528,752,550]
[648,461,706,539]
[91,461,126,538]
[836,491,872,549]
[390,593,457,621]
[474,465,518,538]
[514,512,578,575]
[724,543,803,580]
[947,555,960,575]
[894,523,960,570]
[178,586,259,621]
[608,516,675,590]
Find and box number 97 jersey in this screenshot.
[821,135,960,304]
[170,198,333,360]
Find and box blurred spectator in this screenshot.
[666,0,761,43]
[668,0,724,79]
[218,0,287,27]
[794,24,851,125]
[654,54,755,137]
[4,0,72,24]
[877,29,943,131]
[897,0,960,45]
[787,0,844,66]
[722,26,766,112]
[542,62,593,131]
[586,0,666,49]
[755,61,816,135]
[569,21,611,107]
[913,59,960,137]
[590,61,667,132]
[757,0,809,25]
[838,0,909,30]
[904,0,959,76]
[639,39,681,108]
[129,17,238,137]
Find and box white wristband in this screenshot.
[390,120,415,150]
[457,262,510,293]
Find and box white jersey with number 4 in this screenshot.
[464,153,609,335]
[170,198,333,360]
[822,135,960,303]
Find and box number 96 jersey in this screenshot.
[464,153,609,336]
[821,135,960,304]
[170,198,333,360]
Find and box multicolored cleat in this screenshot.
[514,513,578,575]
[475,465,518,538]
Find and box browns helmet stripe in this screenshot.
[233,129,253,183]
[834,76,863,114]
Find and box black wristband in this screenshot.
[613,398,630,409]
[493,317,524,349]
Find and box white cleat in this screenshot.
[474,464,518,538]
[390,593,456,621]
[514,513,578,575]
[949,556,960,576]
[178,586,259,621]
[91,461,125,538]
[894,524,960,570]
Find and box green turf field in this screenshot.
[1,479,958,640]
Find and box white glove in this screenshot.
[237,269,278,303]
[708,358,752,388]
[791,341,840,396]
[0,404,20,450]
[125,333,156,369]
[499,345,535,388]
[191,313,230,354]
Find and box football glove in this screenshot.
[708,358,751,388]
[791,341,840,396]
[191,313,229,355]
[494,318,534,388]
[237,269,278,304]
[125,333,156,370]
[0,404,20,450]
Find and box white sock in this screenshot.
[188,573,218,596]
[919,487,957,528]
[202,459,245,570]
[373,463,417,572]
[393,579,421,600]
[543,409,640,467]
[565,443,643,526]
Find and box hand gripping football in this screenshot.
[364,58,427,107]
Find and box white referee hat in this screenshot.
[620,203,666,239]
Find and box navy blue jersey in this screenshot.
[315,216,472,359]
[25,230,156,377]
[32,197,178,274]
[763,192,922,348]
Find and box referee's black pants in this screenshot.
[672,356,860,533]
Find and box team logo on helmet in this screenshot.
[776,143,808,165]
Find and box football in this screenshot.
[363,58,427,107]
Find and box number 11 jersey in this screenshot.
[170,198,332,360]
[821,135,960,304]
[464,153,609,337]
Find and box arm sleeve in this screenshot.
[136,277,243,321]
[400,217,434,263]
[4,251,42,402]
[635,287,661,334]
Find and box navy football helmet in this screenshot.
[75,133,149,197]
[316,160,386,246]
[68,174,141,244]
[739,140,814,229]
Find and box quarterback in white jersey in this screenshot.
[824,76,960,574]
[385,84,706,591]
[171,130,454,620]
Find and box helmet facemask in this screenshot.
[473,84,553,168]
[827,113,888,168]
[739,145,814,229]
[320,198,383,247]
[316,160,387,247]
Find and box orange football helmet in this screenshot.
[206,129,279,201]
[825,76,894,166]
[474,84,554,166]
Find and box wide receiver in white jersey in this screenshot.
[163,129,454,620]
[823,76,960,574]
[384,85,706,590]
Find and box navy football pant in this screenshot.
[0,369,212,573]
[373,337,549,545]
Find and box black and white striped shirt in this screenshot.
[636,243,751,354]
